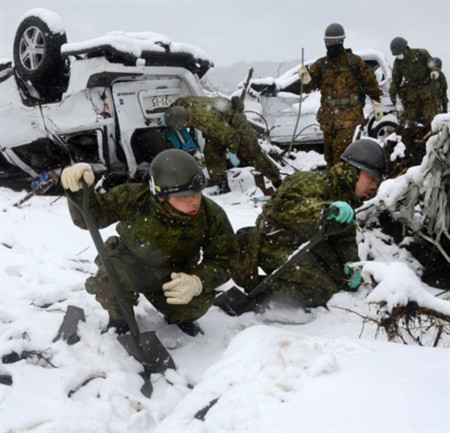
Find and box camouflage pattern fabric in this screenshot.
[67,183,239,324]
[389,48,439,124]
[322,127,355,169]
[435,70,448,113]
[173,96,281,185]
[233,162,362,308]
[303,50,382,170]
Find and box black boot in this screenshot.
[177,321,204,337]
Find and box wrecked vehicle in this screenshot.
[0,8,213,190]
[245,49,399,150]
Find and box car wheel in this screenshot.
[369,121,398,142]
[13,11,68,100]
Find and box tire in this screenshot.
[13,11,68,100]
[369,121,398,142]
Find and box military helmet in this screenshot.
[341,139,387,181]
[149,149,206,197]
[164,106,188,130]
[324,23,346,41]
[390,37,408,56]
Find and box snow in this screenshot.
[1,142,449,432]
[61,31,213,64]
[19,8,66,35]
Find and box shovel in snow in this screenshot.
[65,181,176,380]
[214,206,350,316]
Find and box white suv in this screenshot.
[0,9,212,189]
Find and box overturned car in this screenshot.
[0,8,213,190]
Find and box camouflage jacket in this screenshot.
[173,96,241,153]
[303,50,382,129]
[258,162,362,263]
[389,48,438,103]
[67,183,239,293]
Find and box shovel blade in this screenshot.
[214,286,250,316]
[117,331,176,374]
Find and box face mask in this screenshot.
[396,54,404,60]
[326,43,344,57]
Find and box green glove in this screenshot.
[344,262,362,290]
[328,201,354,224]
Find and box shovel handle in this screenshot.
[65,181,140,338]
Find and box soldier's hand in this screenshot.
[61,163,95,192]
[430,71,439,80]
[327,201,354,224]
[162,272,203,305]
[344,262,363,290]
[226,150,241,167]
[298,66,311,84]
[371,100,383,122]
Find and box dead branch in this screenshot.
[330,301,450,347]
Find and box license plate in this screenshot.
[145,95,176,112]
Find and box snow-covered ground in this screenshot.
[1,141,449,433]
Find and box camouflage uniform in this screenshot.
[172,96,281,186]
[303,50,382,170]
[233,162,362,308]
[389,48,439,124]
[67,183,239,324]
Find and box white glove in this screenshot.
[430,71,439,80]
[371,100,383,121]
[298,66,311,84]
[162,272,202,305]
[61,163,95,192]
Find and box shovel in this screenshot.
[66,181,176,378]
[214,207,350,316]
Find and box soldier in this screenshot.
[389,37,440,125]
[298,23,383,170]
[433,58,448,114]
[233,139,387,310]
[164,95,282,195]
[61,149,239,336]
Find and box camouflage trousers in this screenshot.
[323,126,356,170]
[401,97,435,126]
[233,227,347,308]
[85,236,214,324]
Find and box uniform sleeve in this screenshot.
[66,184,147,230]
[262,172,332,239]
[196,114,241,154]
[328,227,359,265]
[192,200,239,293]
[389,60,402,101]
[302,60,322,94]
